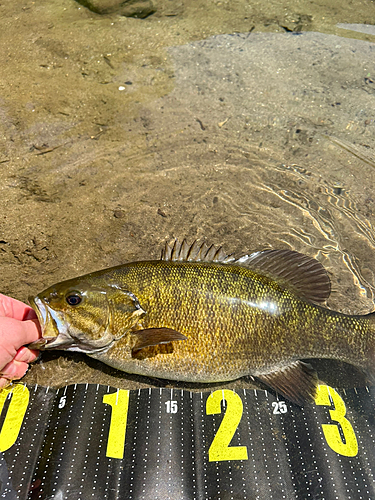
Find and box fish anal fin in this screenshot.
[132,327,187,353]
[256,361,319,405]
[363,366,375,385]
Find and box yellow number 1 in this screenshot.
[103,390,130,459]
[314,385,358,457]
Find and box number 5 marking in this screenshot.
[0,385,30,452]
[314,384,358,457]
[206,390,248,462]
[103,390,130,459]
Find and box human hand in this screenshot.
[0,293,41,388]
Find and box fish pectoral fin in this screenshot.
[132,328,187,352]
[256,361,319,405]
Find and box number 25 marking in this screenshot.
[272,401,287,414]
[206,390,248,462]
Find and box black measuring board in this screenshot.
[0,383,374,500]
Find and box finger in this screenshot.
[0,317,41,350]
[0,318,41,369]
[13,346,39,363]
[0,359,29,380]
[0,294,37,321]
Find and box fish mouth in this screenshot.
[28,295,114,354]
[29,296,47,332]
[28,296,58,349]
[28,336,114,354]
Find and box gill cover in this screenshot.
[29,282,145,354]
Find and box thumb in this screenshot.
[0,317,41,353]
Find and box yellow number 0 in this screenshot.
[206,390,248,462]
[103,390,130,459]
[314,385,358,457]
[0,385,30,452]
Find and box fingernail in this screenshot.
[0,379,11,389]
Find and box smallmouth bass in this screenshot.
[29,240,375,404]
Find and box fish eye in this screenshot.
[66,293,82,306]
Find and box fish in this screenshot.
[28,240,375,404]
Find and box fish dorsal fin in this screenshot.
[257,361,319,405]
[161,240,330,304]
[161,239,236,263]
[238,249,331,304]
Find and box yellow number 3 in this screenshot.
[314,385,358,457]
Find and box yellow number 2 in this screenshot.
[314,385,358,457]
[0,385,30,452]
[206,390,248,462]
[103,389,130,459]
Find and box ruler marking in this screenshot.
[5,384,375,499]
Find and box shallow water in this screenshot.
[0,0,375,391]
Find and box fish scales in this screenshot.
[98,261,371,380]
[28,241,375,404]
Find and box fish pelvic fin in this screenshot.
[256,361,319,405]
